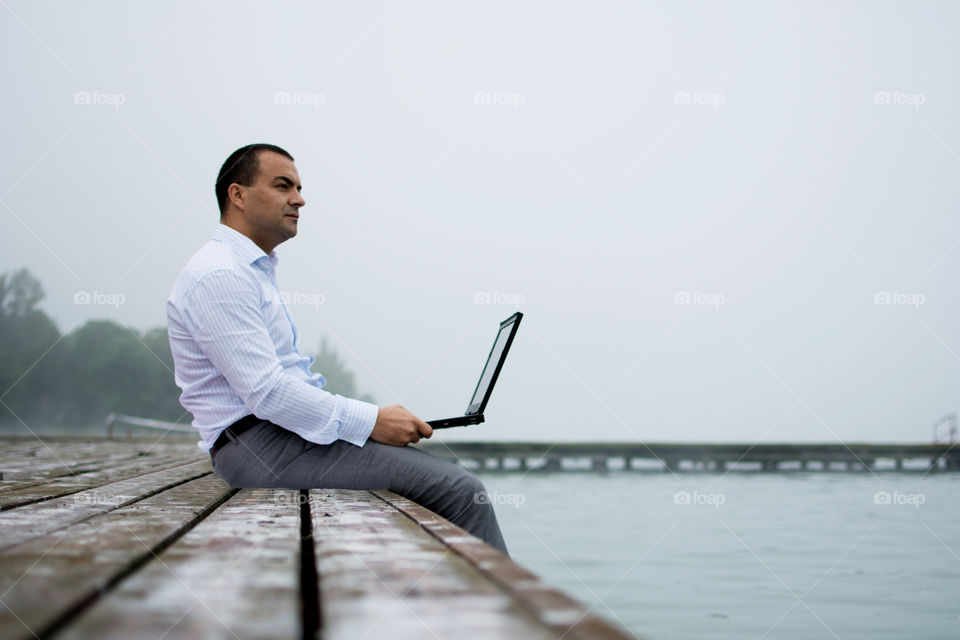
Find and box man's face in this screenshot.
[237,151,305,252]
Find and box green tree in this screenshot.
[51,321,183,426]
[129,327,185,421]
[310,337,376,404]
[0,268,45,317]
[0,269,61,424]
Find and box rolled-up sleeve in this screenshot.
[181,270,376,446]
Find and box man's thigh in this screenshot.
[213,422,475,494]
[286,437,471,494]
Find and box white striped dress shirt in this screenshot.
[166,224,378,451]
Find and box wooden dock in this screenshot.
[0,437,639,640]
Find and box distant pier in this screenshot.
[417,442,960,473]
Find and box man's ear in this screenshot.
[227,183,245,211]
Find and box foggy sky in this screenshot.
[2,0,958,443]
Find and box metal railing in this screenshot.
[932,413,958,444]
[105,413,195,438]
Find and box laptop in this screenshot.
[428,311,523,429]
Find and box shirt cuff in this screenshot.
[335,396,378,447]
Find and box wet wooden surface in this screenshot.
[0,437,640,640]
[60,488,303,640]
[311,489,559,640]
[0,438,207,509]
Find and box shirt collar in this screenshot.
[213,224,279,271]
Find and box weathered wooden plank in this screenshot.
[0,437,191,464]
[0,441,133,485]
[0,474,234,640]
[373,490,641,640]
[0,453,206,510]
[0,440,105,469]
[0,459,214,550]
[0,438,201,492]
[60,488,303,640]
[0,456,205,502]
[310,489,558,640]
[0,447,187,487]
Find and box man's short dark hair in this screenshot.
[216,144,294,215]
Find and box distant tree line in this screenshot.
[0,268,375,429]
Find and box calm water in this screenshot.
[480,472,960,640]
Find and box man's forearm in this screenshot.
[251,374,378,446]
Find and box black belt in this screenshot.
[210,415,267,458]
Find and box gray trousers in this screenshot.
[210,421,509,555]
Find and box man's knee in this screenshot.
[447,467,488,504]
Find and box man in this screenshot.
[166,143,508,554]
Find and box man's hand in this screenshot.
[370,405,433,447]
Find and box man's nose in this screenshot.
[291,192,305,208]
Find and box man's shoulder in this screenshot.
[169,240,253,303]
[179,240,236,280]
[186,239,235,272]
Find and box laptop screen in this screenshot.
[466,312,522,414]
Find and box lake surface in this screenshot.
[480,472,960,639]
